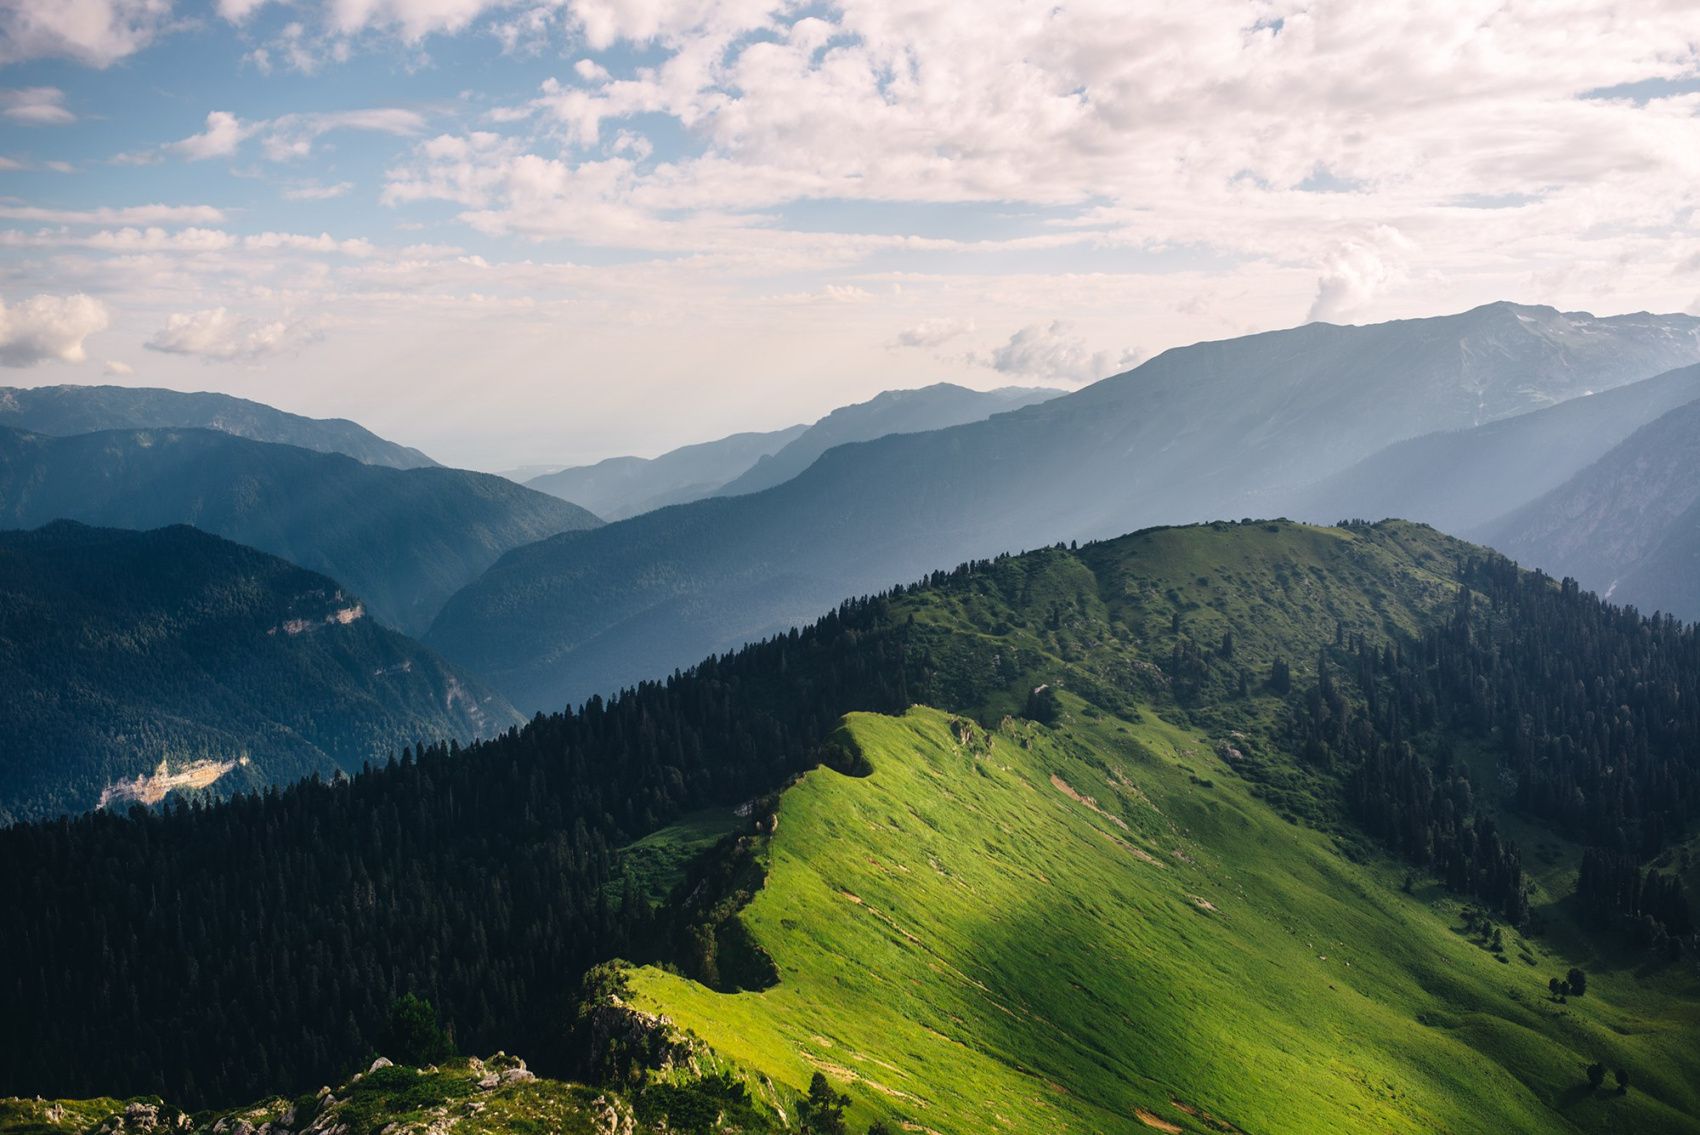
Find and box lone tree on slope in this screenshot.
[798,1072,851,1135]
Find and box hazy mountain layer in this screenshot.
[1292,363,1700,533]
[1483,397,1700,620]
[0,426,600,633]
[527,426,807,520]
[0,522,520,824]
[527,384,1060,521]
[0,385,436,469]
[712,382,1059,498]
[429,303,1700,711]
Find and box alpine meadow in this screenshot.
[3,5,1700,1135]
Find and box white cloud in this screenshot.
[0,87,75,126]
[104,359,134,375]
[243,231,375,256]
[436,4,1700,277]
[0,293,109,367]
[168,111,251,160]
[890,316,975,349]
[977,321,1139,385]
[261,108,427,161]
[282,180,355,200]
[217,0,269,21]
[492,6,555,53]
[1307,227,1414,323]
[165,107,427,164]
[0,0,173,67]
[0,155,77,172]
[322,0,517,40]
[0,203,226,225]
[145,307,318,361]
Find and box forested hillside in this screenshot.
[0,522,521,823]
[0,427,599,633]
[5,520,1697,1132]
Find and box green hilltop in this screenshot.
[618,520,1700,1133]
[5,520,1697,1133]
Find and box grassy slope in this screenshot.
[627,522,1700,1134]
[632,706,1700,1135]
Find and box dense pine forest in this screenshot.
[1295,545,1698,933]
[2,521,1696,1109]
[0,596,917,1105]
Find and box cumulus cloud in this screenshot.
[0,293,110,367]
[145,308,318,361]
[166,107,427,163]
[346,0,1700,322]
[168,111,250,160]
[977,321,1139,385]
[1,87,75,126]
[890,317,976,349]
[0,0,173,67]
[1307,227,1415,323]
[104,359,134,375]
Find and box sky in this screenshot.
[0,1,1697,470]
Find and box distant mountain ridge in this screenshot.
[0,426,600,634]
[711,382,1059,497]
[0,521,521,824]
[1482,396,1700,621]
[0,384,436,469]
[525,383,1061,520]
[1291,362,1700,533]
[428,302,1700,710]
[527,425,807,520]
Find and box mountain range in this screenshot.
[1292,362,1700,534]
[525,382,1059,520]
[1484,396,1700,621]
[427,303,1700,711]
[526,425,807,520]
[710,382,1058,498]
[0,521,519,825]
[0,384,436,469]
[0,426,600,634]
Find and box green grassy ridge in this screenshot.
[875,519,1471,832]
[628,703,1700,1135]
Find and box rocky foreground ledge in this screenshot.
[2,1054,652,1135]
